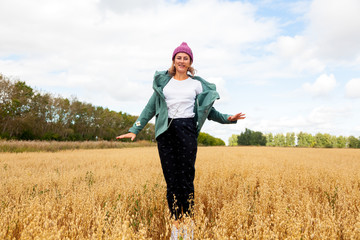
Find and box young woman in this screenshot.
[117,42,246,239]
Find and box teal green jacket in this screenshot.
[129,70,236,138]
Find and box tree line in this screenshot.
[229,128,360,148]
[198,132,225,146]
[0,74,224,145]
[0,74,154,141]
[6,74,357,148]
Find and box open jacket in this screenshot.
[129,70,236,139]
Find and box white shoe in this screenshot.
[170,225,179,240]
[182,221,194,240]
[182,229,193,240]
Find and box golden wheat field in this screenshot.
[1,146,360,240]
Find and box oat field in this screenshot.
[1,146,360,239]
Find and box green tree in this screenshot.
[237,128,266,146]
[273,133,285,147]
[285,132,296,147]
[265,133,275,147]
[0,74,155,141]
[314,133,333,148]
[348,136,360,148]
[336,136,347,148]
[198,132,225,146]
[297,132,314,147]
[228,134,238,146]
[0,77,34,138]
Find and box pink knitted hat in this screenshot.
[172,42,193,62]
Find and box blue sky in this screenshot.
[1,0,360,144]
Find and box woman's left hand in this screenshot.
[228,112,246,121]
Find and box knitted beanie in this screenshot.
[172,42,193,62]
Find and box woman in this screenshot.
[117,42,245,239]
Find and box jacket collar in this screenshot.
[192,75,217,92]
[153,71,171,99]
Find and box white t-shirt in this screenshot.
[163,77,203,118]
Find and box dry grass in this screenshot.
[0,140,155,153]
[1,146,360,239]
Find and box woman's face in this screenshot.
[174,53,191,74]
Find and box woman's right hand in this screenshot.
[116,132,136,141]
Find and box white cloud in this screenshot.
[308,106,339,125]
[303,73,336,97]
[345,78,360,98]
[1,0,359,142]
[288,1,312,15]
[0,0,277,110]
[236,104,353,137]
[306,0,360,61]
[98,0,164,13]
[268,35,325,73]
[263,0,360,79]
[206,77,229,104]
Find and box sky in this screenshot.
[1,0,360,144]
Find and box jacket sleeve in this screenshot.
[207,107,237,124]
[129,92,157,135]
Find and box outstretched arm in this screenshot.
[116,92,157,141]
[207,107,246,124]
[227,112,246,122]
[116,132,136,141]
